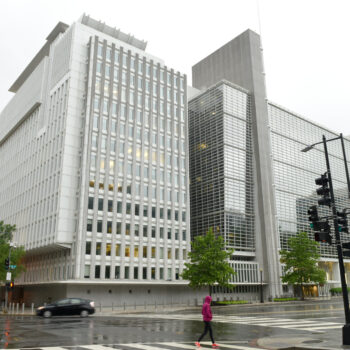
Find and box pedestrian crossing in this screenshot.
[119,313,343,333]
[9,341,261,350]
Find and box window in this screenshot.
[134,246,139,257]
[160,227,164,238]
[143,246,147,258]
[88,197,94,210]
[143,267,147,279]
[116,222,122,235]
[96,242,101,255]
[115,266,120,278]
[105,265,111,279]
[87,219,92,232]
[151,267,156,280]
[143,225,148,237]
[106,243,111,256]
[85,241,91,255]
[108,200,113,212]
[125,246,130,257]
[135,204,140,216]
[134,266,138,279]
[125,266,130,279]
[98,198,103,211]
[152,207,156,219]
[115,244,120,256]
[97,220,102,233]
[152,227,156,238]
[135,224,139,236]
[126,203,131,215]
[125,223,130,235]
[167,229,171,239]
[84,265,90,278]
[107,221,112,234]
[117,202,122,214]
[151,247,156,258]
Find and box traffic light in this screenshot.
[337,210,349,233]
[342,242,350,258]
[314,221,332,245]
[315,173,331,206]
[9,281,14,289]
[308,205,319,230]
[4,258,9,270]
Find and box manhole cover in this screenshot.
[303,339,323,344]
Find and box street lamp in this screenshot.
[302,134,350,345]
[260,268,264,303]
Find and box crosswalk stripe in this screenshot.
[302,325,343,330]
[40,348,69,350]
[120,343,177,350]
[280,322,339,329]
[200,341,258,350]
[80,345,117,350]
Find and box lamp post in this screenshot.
[302,134,350,344]
[260,268,264,303]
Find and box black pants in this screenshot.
[198,321,215,343]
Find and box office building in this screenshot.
[0,15,191,304]
[189,29,350,299]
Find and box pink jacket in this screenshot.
[202,295,213,321]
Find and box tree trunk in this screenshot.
[300,283,304,301]
[209,285,212,296]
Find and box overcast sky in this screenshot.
[1,0,349,135]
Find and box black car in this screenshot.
[36,298,95,318]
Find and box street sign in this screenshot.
[6,272,11,281]
[10,265,16,269]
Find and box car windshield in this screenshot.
[56,299,71,305]
[70,298,83,304]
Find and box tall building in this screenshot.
[189,29,350,299]
[0,15,191,304]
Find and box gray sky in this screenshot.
[1,0,349,135]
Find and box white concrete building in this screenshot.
[0,15,192,305]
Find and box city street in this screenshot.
[0,298,349,350]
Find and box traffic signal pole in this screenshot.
[340,133,350,199]
[323,135,350,342]
[4,245,12,313]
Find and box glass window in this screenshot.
[85,241,91,255]
[115,244,120,256]
[134,246,139,257]
[126,223,131,235]
[116,222,122,235]
[95,265,101,278]
[97,220,102,233]
[115,266,120,278]
[106,243,111,256]
[143,225,148,237]
[84,265,90,278]
[105,265,111,279]
[87,219,92,232]
[143,267,147,279]
[125,245,130,257]
[143,246,147,258]
[135,224,139,236]
[96,242,101,255]
[125,266,129,279]
[134,266,138,279]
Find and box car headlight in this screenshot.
[37,306,44,310]
[90,301,95,307]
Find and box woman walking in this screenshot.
[195,296,219,348]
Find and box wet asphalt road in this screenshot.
[0,299,346,349]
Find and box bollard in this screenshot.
[144,301,146,310]
[123,302,126,311]
[31,303,34,314]
[155,300,157,310]
[112,302,114,311]
[134,301,136,310]
[22,303,25,314]
[16,303,19,314]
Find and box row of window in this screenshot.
[88,198,186,219]
[88,180,187,203]
[96,45,185,90]
[86,242,186,259]
[85,264,181,280]
[86,219,187,240]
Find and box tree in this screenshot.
[280,232,326,300]
[181,227,235,295]
[0,221,26,282]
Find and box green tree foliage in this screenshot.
[280,232,326,299]
[181,227,235,295]
[0,221,26,282]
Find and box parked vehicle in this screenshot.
[36,298,95,318]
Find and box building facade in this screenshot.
[0,15,192,305]
[189,29,350,300]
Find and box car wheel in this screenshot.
[80,310,89,317]
[43,310,52,318]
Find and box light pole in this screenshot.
[302,134,350,345]
[260,268,264,303]
[4,242,15,313]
